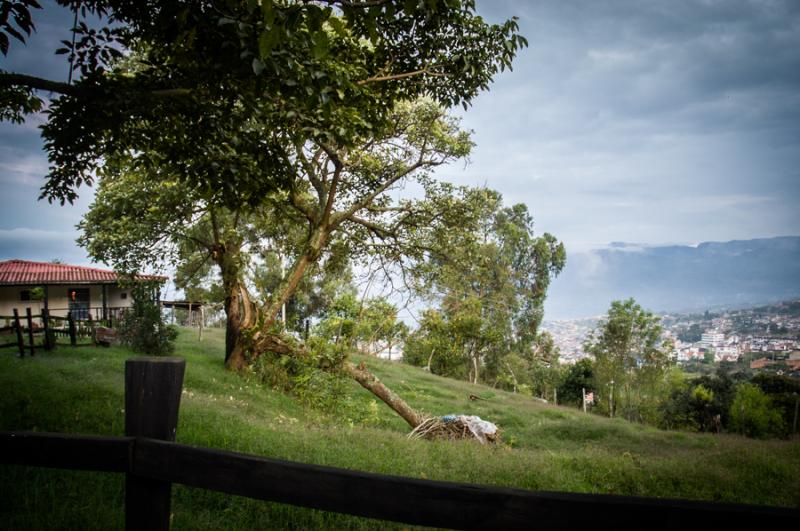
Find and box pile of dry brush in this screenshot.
[408,416,501,444]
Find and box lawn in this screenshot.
[1,328,798,529]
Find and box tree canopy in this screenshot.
[585,298,671,421]
[1,0,526,206]
[0,0,542,430]
[404,189,565,389]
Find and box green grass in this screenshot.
[1,328,799,529]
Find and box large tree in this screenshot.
[1,1,528,429]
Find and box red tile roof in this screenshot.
[0,260,167,285]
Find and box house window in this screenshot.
[19,288,44,302]
[120,292,127,300]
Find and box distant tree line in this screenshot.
[555,299,800,439]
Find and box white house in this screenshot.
[0,259,166,320]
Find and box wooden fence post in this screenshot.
[41,309,52,351]
[88,314,96,347]
[125,357,186,531]
[25,308,35,356]
[13,309,24,357]
[68,312,77,347]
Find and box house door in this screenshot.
[68,288,90,319]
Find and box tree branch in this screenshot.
[0,73,76,95]
[288,190,317,224]
[1,72,193,98]
[358,66,446,85]
[347,215,395,239]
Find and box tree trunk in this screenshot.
[261,227,329,327]
[224,283,257,372]
[248,330,423,429]
[344,361,422,429]
[232,223,424,430]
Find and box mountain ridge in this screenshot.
[545,236,800,319]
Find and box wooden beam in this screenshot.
[131,438,800,529]
[124,357,186,531]
[1,431,798,529]
[25,307,35,356]
[13,309,24,357]
[0,431,132,472]
[102,285,108,322]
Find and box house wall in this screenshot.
[0,286,45,318]
[107,285,132,308]
[0,284,135,319]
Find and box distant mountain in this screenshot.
[544,236,800,319]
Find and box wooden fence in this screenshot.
[0,308,109,356]
[1,358,798,530]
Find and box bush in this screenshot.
[729,383,786,438]
[557,358,594,409]
[118,285,178,356]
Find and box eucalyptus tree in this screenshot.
[584,298,672,421]
[404,189,566,388]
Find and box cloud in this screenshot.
[435,0,800,252]
[0,149,49,186]
[0,228,91,265]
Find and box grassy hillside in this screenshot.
[1,328,799,529]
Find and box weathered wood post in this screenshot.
[88,314,96,347]
[25,307,35,356]
[68,311,77,347]
[41,309,52,351]
[13,309,24,357]
[125,357,186,531]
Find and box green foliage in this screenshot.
[0,74,42,122]
[117,284,178,356]
[558,358,595,408]
[2,1,526,206]
[586,299,671,422]
[729,383,786,439]
[691,384,714,404]
[404,188,565,389]
[751,373,800,436]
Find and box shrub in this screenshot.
[118,285,178,355]
[729,383,786,438]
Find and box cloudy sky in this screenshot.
[1,1,799,307]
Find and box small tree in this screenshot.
[118,283,178,356]
[585,299,671,422]
[729,383,786,438]
[558,358,595,409]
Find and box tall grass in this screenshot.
[1,329,798,529]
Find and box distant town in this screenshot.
[543,300,800,376]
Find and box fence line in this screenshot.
[0,308,107,355]
[1,358,798,530]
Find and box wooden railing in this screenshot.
[0,308,121,355]
[1,358,798,530]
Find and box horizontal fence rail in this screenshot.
[1,430,798,529]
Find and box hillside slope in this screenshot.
[1,329,799,529]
